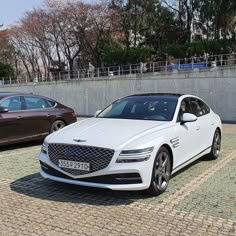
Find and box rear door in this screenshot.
[0,96,26,144]
[189,97,213,152]
[21,95,56,136]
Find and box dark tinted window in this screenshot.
[177,98,191,122]
[46,99,56,108]
[190,98,210,117]
[98,96,178,121]
[23,96,54,110]
[0,96,22,111]
[198,100,210,115]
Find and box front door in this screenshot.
[0,96,26,144]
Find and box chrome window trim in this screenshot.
[21,105,58,112]
[23,95,57,110]
[0,95,58,113]
[0,95,22,112]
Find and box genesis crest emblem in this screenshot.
[73,139,86,143]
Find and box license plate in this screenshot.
[58,159,90,171]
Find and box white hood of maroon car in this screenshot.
[46,118,168,150]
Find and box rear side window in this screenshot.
[190,98,210,117]
[198,100,210,115]
[0,96,22,111]
[45,99,56,108]
[23,96,55,110]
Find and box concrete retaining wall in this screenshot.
[1,66,236,122]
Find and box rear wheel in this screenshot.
[207,129,221,160]
[148,146,171,196]
[50,120,66,133]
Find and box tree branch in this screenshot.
[162,0,179,13]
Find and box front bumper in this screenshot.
[39,151,154,191]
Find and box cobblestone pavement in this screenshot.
[0,125,236,236]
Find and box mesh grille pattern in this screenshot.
[48,143,115,176]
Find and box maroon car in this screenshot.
[0,92,77,146]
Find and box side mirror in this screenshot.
[94,110,102,117]
[181,113,197,125]
[0,107,9,113]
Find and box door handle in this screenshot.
[47,114,52,117]
[16,116,23,120]
[211,122,215,126]
[196,126,200,130]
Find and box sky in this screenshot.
[0,0,94,28]
[0,0,44,27]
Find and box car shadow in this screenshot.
[0,140,43,151]
[10,156,213,206]
[171,155,212,178]
[10,173,152,206]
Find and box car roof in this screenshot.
[0,92,29,96]
[131,93,183,96]
[0,92,31,99]
[0,92,57,103]
[125,93,184,99]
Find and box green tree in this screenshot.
[0,63,14,78]
[199,0,236,39]
[0,28,15,79]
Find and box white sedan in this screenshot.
[39,94,222,195]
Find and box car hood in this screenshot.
[47,118,168,150]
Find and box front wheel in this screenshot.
[148,146,171,196]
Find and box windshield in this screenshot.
[97,95,178,121]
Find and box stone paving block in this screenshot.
[0,125,235,235]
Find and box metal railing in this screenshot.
[0,53,236,86]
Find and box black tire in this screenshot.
[207,129,221,160]
[148,146,171,196]
[50,120,66,133]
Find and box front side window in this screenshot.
[0,96,22,111]
[97,96,178,121]
[23,96,49,110]
[177,98,191,122]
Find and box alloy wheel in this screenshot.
[212,131,221,157]
[154,151,171,191]
[51,121,66,132]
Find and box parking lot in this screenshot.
[0,124,235,236]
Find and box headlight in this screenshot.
[117,147,154,163]
[41,141,48,154]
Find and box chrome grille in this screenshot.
[48,143,115,176]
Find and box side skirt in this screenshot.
[172,146,212,175]
[0,133,48,146]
